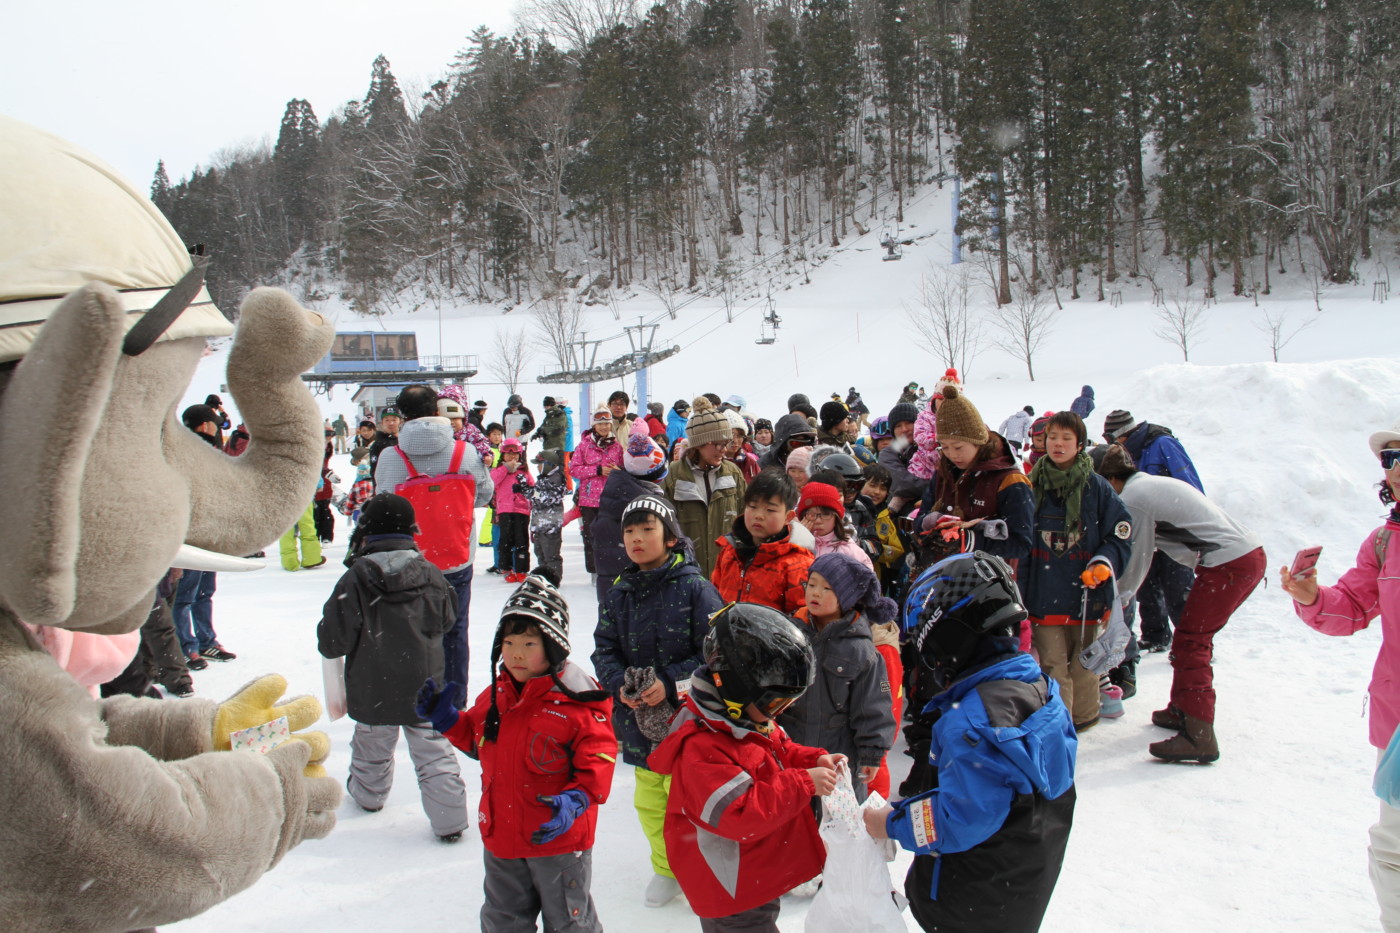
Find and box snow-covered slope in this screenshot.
[168,192,1400,931]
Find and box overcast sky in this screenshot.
[2,1,518,187]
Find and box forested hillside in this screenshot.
[152,0,1399,317]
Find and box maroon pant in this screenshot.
[1169,546,1266,723]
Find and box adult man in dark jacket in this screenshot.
[878,401,924,512]
[536,397,569,452]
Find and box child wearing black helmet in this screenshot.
[416,575,617,933]
[648,602,843,931]
[867,551,1077,933]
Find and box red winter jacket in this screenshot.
[711,522,814,616]
[443,662,616,858]
[647,689,827,917]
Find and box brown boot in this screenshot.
[1151,705,1185,730]
[1148,714,1219,763]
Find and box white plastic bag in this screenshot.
[322,656,347,722]
[1080,579,1130,676]
[805,768,906,933]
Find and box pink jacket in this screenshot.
[489,464,534,515]
[812,532,874,571]
[909,404,939,480]
[568,431,623,508]
[1295,517,1400,748]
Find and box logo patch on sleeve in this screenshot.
[910,797,937,849]
[1114,521,1132,540]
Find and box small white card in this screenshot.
[229,716,292,754]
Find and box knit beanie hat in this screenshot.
[1030,414,1052,438]
[686,396,732,447]
[820,400,850,433]
[673,398,691,414]
[787,393,811,412]
[934,368,961,393]
[786,446,814,475]
[887,401,919,429]
[533,449,562,469]
[934,385,989,446]
[350,445,372,465]
[754,418,773,434]
[1093,443,1137,480]
[1102,409,1138,441]
[591,403,612,424]
[724,409,748,437]
[359,493,416,536]
[491,575,571,677]
[624,419,667,478]
[648,400,664,418]
[437,397,466,419]
[797,480,845,519]
[810,553,899,624]
[359,419,376,430]
[621,492,686,544]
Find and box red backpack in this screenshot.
[393,443,476,570]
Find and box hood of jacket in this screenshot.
[495,659,612,713]
[648,669,777,774]
[1080,385,1094,398]
[351,537,440,604]
[397,416,454,458]
[763,413,814,468]
[722,514,804,564]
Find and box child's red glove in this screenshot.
[1080,564,1113,588]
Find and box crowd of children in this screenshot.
[275,376,1279,933]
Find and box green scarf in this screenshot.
[1031,451,1093,531]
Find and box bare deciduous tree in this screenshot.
[1254,306,1317,362]
[991,280,1057,381]
[904,263,982,377]
[489,329,534,394]
[532,293,586,373]
[1154,295,1208,362]
[514,0,643,54]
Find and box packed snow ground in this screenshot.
[170,185,1400,931]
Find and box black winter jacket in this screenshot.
[592,551,724,766]
[594,470,665,578]
[317,536,457,725]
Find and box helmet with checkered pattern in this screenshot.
[904,551,1027,677]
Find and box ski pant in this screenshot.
[481,849,600,933]
[1137,550,1194,647]
[1168,547,1265,723]
[441,565,473,701]
[699,899,780,933]
[499,512,531,574]
[533,529,563,584]
[347,722,469,838]
[1032,620,1102,726]
[103,592,194,698]
[313,499,335,543]
[334,434,347,453]
[279,503,322,570]
[634,767,673,877]
[173,569,218,656]
[1373,751,1400,932]
[579,506,599,574]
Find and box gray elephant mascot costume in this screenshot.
[0,116,342,931]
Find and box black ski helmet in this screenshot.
[822,452,864,485]
[703,602,815,721]
[904,551,1027,677]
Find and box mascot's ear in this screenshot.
[0,283,124,624]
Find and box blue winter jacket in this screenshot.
[888,653,1076,894]
[1069,385,1095,419]
[592,551,725,767]
[1024,471,1132,621]
[1122,421,1203,492]
[666,409,690,451]
[563,405,577,454]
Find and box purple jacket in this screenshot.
[1296,516,1400,748]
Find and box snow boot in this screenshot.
[644,873,682,908]
[1148,714,1219,763]
[1151,705,1185,730]
[1100,684,1125,719]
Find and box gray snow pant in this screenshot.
[347,722,469,837]
[699,899,780,932]
[481,849,601,933]
[533,529,563,584]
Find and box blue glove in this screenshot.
[415,678,465,734]
[532,788,590,845]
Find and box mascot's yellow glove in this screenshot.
[213,674,331,778]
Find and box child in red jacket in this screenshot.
[648,602,841,930]
[711,469,814,615]
[417,575,616,933]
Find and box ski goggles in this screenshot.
[787,434,817,449]
[1382,449,1400,470]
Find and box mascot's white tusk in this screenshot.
[171,543,267,572]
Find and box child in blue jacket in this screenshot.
[867,551,1076,933]
[591,493,724,908]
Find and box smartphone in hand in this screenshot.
[1290,546,1322,578]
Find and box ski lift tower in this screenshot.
[537,327,679,417]
[623,318,662,412]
